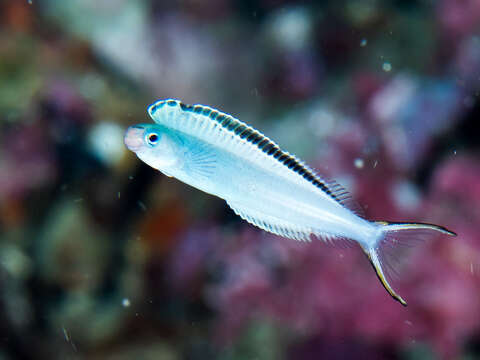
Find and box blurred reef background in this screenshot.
[1,0,480,359]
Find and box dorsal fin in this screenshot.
[148,99,362,215]
[324,179,365,218]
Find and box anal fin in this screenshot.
[226,201,312,241]
[226,201,357,247]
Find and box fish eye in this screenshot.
[146,133,160,146]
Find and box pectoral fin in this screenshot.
[185,142,217,180]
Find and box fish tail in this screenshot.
[360,221,457,307]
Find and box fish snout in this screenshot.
[124,125,145,152]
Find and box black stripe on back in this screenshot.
[148,99,345,204]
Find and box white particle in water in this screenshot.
[137,201,147,212]
[354,158,364,169]
[28,0,32,4]
[453,150,457,155]
[393,181,421,211]
[62,327,70,341]
[122,298,131,307]
[382,62,392,72]
[360,38,367,47]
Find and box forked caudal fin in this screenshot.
[361,221,457,307]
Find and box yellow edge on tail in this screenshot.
[363,249,408,307]
[365,221,457,306]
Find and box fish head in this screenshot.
[124,124,181,171]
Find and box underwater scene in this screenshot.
[1,1,480,359]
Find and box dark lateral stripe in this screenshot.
[258,139,269,148]
[148,99,343,204]
[248,133,260,143]
[268,147,277,155]
[234,125,246,135]
[251,135,262,145]
[239,128,252,139]
[262,143,274,153]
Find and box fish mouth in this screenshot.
[124,125,144,152]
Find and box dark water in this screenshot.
[0,1,479,359]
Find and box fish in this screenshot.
[124,99,456,306]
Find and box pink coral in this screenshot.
[167,135,480,358]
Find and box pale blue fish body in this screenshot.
[124,99,456,306]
